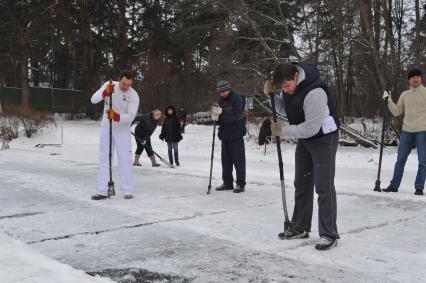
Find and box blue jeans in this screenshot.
[167,142,179,164]
[390,131,426,190]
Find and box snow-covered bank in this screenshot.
[0,231,112,283]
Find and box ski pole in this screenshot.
[270,94,292,231]
[207,121,217,194]
[266,72,292,233]
[131,132,174,168]
[374,79,391,192]
[107,79,115,196]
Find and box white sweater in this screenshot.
[91,81,140,132]
[387,84,426,133]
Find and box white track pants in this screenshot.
[96,127,134,196]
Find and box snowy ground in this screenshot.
[1,120,425,282]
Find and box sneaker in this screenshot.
[382,186,398,193]
[415,189,423,196]
[124,195,134,199]
[215,184,234,191]
[233,184,245,193]
[176,161,180,166]
[315,237,337,250]
[278,227,309,240]
[91,194,109,200]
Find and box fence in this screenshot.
[0,86,86,113]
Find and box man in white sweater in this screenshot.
[383,68,426,195]
[90,70,140,200]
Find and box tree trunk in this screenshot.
[21,57,30,113]
[117,0,128,70]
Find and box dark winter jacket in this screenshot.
[217,89,246,141]
[258,118,272,146]
[177,109,188,122]
[133,113,159,139]
[282,61,340,139]
[160,106,183,143]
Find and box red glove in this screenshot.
[102,83,115,98]
[106,109,120,122]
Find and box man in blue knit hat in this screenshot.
[211,80,247,193]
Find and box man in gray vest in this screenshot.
[264,61,340,250]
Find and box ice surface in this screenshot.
[0,121,425,282]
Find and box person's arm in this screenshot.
[132,114,143,126]
[176,119,183,141]
[119,92,140,124]
[272,93,287,117]
[159,120,166,140]
[220,96,243,124]
[285,88,329,139]
[91,82,109,104]
[387,93,404,117]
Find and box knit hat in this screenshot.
[408,68,422,80]
[152,109,161,116]
[217,80,231,93]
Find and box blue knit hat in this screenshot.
[217,80,231,93]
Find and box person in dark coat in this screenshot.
[258,117,272,146]
[211,80,247,193]
[160,106,183,166]
[177,107,188,133]
[132,109,162,167]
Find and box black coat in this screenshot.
[160,106,183,143]
[177,109,188,122]
[217,89,246,141]
[133,113,159,139]
[258,118,272,146]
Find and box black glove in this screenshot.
[159,134,164,141]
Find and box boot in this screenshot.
[215,184,234,191]
[133,154,142,166]
[382,186,398,193]
[233,184,245,193]
[91,194,109,201]
[149,155,161,167]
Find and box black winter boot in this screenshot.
[91,194,109,200]
[215,184,234,191]
[382,186,398,193]
[233,184,245,193]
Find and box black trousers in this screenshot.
[292,132,339,239]
[221,138,246,187]
[135,136,153,157]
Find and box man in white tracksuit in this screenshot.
[90,70,140,200]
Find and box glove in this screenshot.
[106,109,120,122]
[211,105,222,122]
[271,122,283,137]
[263,80,275,96]
[159,134,164,141]
[102,83,115,98]
[383,91,390,101]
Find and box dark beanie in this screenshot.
[217,80,231,93]
[408,68,422,80]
